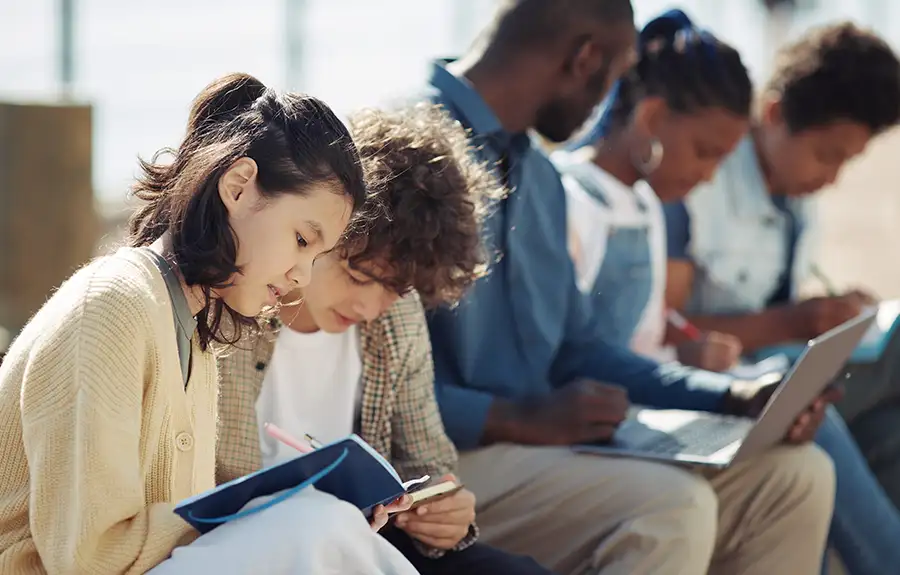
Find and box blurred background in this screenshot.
[0,0,898,347]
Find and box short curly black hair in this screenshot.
[342,104,505,308]
[766,22,900,135]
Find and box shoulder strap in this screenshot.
[565,168,612,207]
[140,248,193,387]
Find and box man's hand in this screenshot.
[722,376,844,443]
[791,291,873,339]
[784,386,842,443]
[846,289,878,305]
[676,331,743,372]
[394,475,476,550]
[370,494,412,532]
[483,379,629,446]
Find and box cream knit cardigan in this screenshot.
[0,248,217,574]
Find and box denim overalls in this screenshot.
[560,159,655,348]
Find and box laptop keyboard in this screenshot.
[635,417,751,457]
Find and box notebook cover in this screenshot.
[174,434,405,534]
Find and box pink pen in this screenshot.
[264,422,314,454]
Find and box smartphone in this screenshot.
[407,477,465,509]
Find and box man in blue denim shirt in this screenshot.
[418,2,835,574]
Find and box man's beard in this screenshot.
[534,58,617,144]
[533,99,587,143]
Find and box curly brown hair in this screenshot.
[342,104,505,308]
[765,22,900,134]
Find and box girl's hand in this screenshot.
[369,494,413,532]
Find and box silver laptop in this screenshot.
[575,310,876,468]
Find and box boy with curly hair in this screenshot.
[215,103,550,574]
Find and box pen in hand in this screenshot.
[667,309,703,341]
[811,264,839,297]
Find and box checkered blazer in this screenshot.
[215,292,475,555]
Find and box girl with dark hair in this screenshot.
[0,73,418,574]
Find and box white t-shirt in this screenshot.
[553,149,674,362]
[256,325,362,468]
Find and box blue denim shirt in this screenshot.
[664,137,817,315]
[422,61,734,449]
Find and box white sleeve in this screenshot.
[562,173,612,294]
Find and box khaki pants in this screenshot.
[459,444,834,575]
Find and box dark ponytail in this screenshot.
[127,72,366,350]
[186,73,267,135]
[569,9,752,148]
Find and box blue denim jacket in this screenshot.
[420,61,734,449]
[665,137,817,315]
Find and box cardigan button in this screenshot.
[175,432,194,452]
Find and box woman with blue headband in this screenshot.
[558,8,749,371]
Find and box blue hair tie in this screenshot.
[654,8,693,31]
[690,29,719,63]
[643,9,718,64]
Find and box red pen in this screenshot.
[666,309,703,341]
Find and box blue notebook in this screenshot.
[175,434,416,534]
[755,301,900,364]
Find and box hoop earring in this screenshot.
[632,138,664,175]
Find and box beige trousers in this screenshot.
[458,444,834,575]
